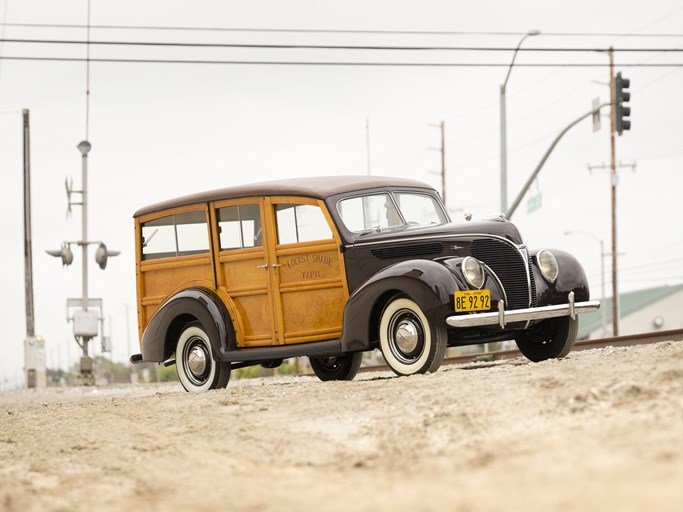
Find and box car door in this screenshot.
[264,197,348,345]
[212,199,276,347]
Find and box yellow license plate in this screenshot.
[454,289,491,312]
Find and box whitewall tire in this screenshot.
[379,296,447,376]
[176,322,230,392]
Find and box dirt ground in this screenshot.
[1,341,682,512]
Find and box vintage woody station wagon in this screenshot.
[131,176,600,392]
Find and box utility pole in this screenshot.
[23,110,34,341]
[608,47,619,337]
[22,109,46,388]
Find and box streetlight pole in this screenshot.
[500,30,541,214]
[565,230,607,337]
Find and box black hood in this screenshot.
[350,219,525,246]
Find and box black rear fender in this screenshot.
[141,288,236,362]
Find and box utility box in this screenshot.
[73,309,99,337]
[24,336,47,389]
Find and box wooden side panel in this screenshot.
[276,244,347,344]
[218,249,273,347]
[139,255,214,329]
[135,205,215,343]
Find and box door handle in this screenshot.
[255,264,268,269]
[271,263,283,273]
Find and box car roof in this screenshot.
[134,175,434,217]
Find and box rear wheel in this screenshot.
[515,316,579,362]
[310,352,363,381]
[379,296,447,376]
[176,322,231,392]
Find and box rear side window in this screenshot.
[217,204,262,250]
[275,203,332,244]
[141,210,209,260]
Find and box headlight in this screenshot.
[537,250,559,283]
[462,257,485,289]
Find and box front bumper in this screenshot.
[446,291,600,329]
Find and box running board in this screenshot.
[217,339,343,363]
[130,340,343,365]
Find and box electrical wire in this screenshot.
[1,22,683,38]
[0,56,681,67]
[1,38,683,52]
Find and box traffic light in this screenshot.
[615,72,631,136]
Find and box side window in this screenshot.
[141,210,209,260]
[217,204,262,250]
[337,194,402,232]
[394,193,448,226]
[275,203,332,244]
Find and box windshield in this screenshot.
[337,192,448,234]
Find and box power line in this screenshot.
[2,22,683,38]
[2,38,683,52]
[1,55,681,67]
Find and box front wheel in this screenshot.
[310,352,363,382]
[379,296,447,376]
[176,322,231,392]
[515,316,579,363]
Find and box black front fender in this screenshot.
[141,288,236,362]
[531,249,590,305]
[340,259,459,352]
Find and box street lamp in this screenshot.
[500,29,541,214]
[565,230,608,337]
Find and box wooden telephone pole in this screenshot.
[23,109,47,388]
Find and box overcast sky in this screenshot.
[1,0,682,387]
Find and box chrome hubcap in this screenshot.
[188,346,207,376]
[388,308,425,363]
[395,320,419,353]
[183,336,211,385]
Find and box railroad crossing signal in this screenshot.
[615,72,631,136]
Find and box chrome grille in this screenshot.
[526,251,538,307]
[470,238,533,310]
